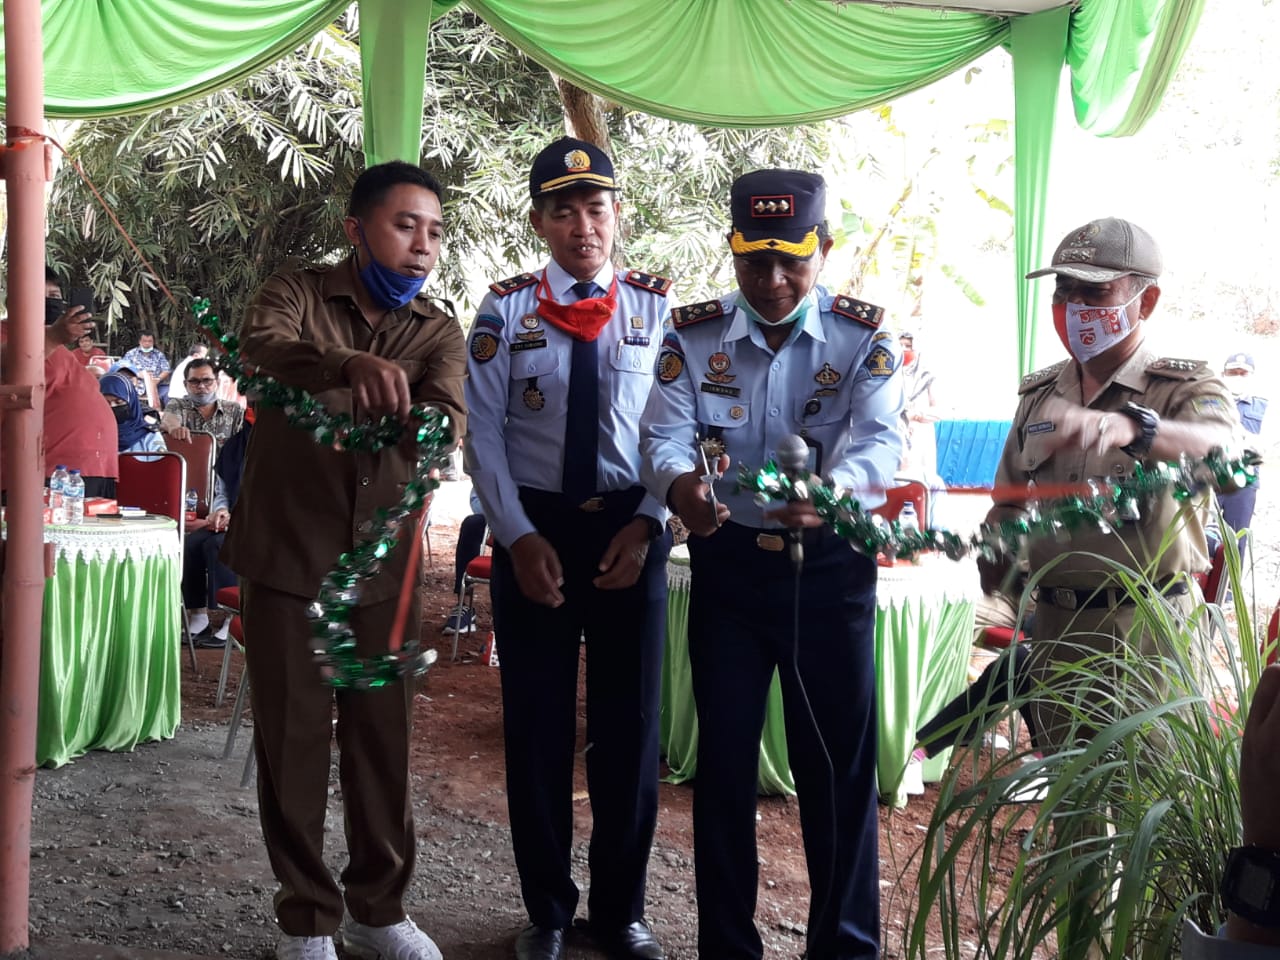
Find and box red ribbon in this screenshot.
[534,273,617,342]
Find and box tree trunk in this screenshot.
[554,77,610,151]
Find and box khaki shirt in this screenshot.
[992,345,1238,587]
[222,257,467,603]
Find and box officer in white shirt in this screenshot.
[464,137,670,960]
[640,169,904,960]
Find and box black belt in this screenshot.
[1037,580,1189,611]
[518,486,645,515]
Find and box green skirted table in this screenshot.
[659,545,977,807]
[7,517,183,767]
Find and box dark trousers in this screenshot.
[687,523,880,960]
[242,580,418,936]
[1219,482,1259,539]
[491,487,668,930]
[181,529,236,609]
[916,644,1037,757]
[453,513,487,595]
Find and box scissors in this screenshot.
[697,438,722,530]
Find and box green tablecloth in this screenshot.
[22,517,183,767]
[659,546,977,806]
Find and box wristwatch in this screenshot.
[1117,401,1160,458]
[1222,845,1280,927]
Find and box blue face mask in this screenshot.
[355,222,427,310]
[738,288,817,329]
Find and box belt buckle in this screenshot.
[756,533,785,552]
[578,497,605,513]
[1050,588,1078,610]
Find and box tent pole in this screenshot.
[0,0,47,952]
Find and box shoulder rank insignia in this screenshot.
[831,296,884,329]
[1147,357,1209,380]
[671,299,725,328]
[488,272,538,297]
[623,270,673,295]
[1018,359,1068,395]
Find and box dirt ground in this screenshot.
[24,480,1279,960]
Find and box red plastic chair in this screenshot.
[220,615,255,788]
[450,529,492,661]
[980,625,1025,651]
[164,430,216,517]
[117,451,193,669]
[214,585,241,707]
[872,479,929,526]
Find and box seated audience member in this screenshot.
[1183,664,1280,957]
[168,342,209,401]
[0,268,118,499]
[442,488,486,635]
[72,332,107,367]
[119,329,172,405]
[100,372,167,455]
[184,411,253,648]
[161,356,243,450]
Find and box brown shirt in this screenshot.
[992,345,1239,587]
[222,257,467,603]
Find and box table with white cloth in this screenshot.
[658,545,978,806]
[3,516,183,767]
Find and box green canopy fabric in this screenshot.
[0,0,1204,374]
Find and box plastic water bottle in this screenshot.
[898,499,919,535]
[64,469,85,525]
[49,464,69,523]
[185,489,199,518]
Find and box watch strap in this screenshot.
[1118,401,1159,458]
[1222,845,1280,928]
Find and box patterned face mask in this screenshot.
[1052,287,1143,362]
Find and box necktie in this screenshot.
[563,281,602,502]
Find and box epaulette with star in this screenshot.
[1018,360,1068,395]
[830,295,884,329]
[1146,357,1210,380]
[671,299,725,328]
[488,272,538,297]
[622,270,673,295]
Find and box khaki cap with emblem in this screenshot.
[1026,217,1162,283]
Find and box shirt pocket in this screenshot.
[609,342,658,414]
[697,393,751,437]
[507,347,561,417]
[395,359,428,387]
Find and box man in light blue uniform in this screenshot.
[641,169,904,960]
[464,137,670,960]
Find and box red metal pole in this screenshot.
[0,0,46,951]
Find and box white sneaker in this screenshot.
[901,757,926,796]
[276,935,337,960]
[342,915,443,960]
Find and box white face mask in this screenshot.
[738,288,817,329]
[1055,288,1143,362]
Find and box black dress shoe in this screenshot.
[587,920,665,960]
[515,924,565,960]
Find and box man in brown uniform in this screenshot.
[222,162,466,960]
[981,217,1241,958]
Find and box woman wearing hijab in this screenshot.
[100,371,167,454]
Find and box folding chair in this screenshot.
[117,451,196,670]
[164,430,216,517]
[449,525,491,661]
[214,585,241,707]
[220,615,256,788]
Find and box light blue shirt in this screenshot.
[1183,918,1280,958]
[640,286,905,527]
[463,258,671,548]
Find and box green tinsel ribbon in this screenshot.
[193,298,453,688]
[742,448,1262,564]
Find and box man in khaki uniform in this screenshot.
[222,162,466,960]
[981,217,1240,958]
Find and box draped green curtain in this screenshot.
[0,0,1205,371]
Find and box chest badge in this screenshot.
[523,384,546,411]
[630,316,645,330]
[804,398,822,418]
[705,351,736,384]
[520,312,540,330]
[814,362,842,386]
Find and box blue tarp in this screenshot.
[934,419,1012,490]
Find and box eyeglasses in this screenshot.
[185,377,217,387]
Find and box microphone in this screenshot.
[776,434,811,568]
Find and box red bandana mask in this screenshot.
[535,273,617,342]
